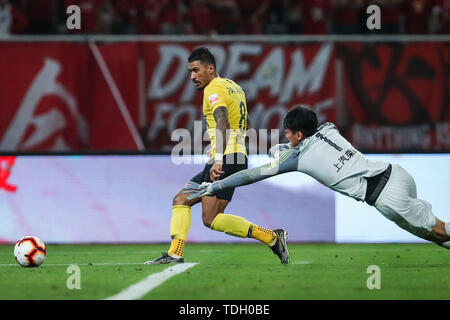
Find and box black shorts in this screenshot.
[189,153,248,201]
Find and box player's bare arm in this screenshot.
[210,106,230,181]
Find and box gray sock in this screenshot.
[441,241,450,250]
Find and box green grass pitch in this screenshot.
[0,243,449,300]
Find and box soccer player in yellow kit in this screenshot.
[146,47,289,265]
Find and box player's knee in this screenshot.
[427,231,450,248]
[435,230,448,241]
[202,212,218,228]
[172,193,187,206]
[202,216,213,228]
[430,220,449,242]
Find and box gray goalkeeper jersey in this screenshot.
[212,122,390,202]
[293,122,389,201]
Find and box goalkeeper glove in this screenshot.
[268,143,290,159]
[182,181,213,200]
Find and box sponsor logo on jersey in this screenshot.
[208,94,219,106]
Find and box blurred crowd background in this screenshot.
[0,0,448,36]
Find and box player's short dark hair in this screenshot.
[188,47,216,69]
[283,105,318,137]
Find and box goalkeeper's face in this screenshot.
[285,128,303,147]
[188,61,215,90]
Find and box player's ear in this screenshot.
[208,64,215,74]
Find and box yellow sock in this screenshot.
[248,224,277,246]
[168,205,191,257]
[210,213,251,238]
[168,238,185,257]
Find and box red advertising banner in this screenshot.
[0,41,336,152]
[3,41,449,152]
[143,42,336,151]
[0,42,140,151]
[339,42,450,151]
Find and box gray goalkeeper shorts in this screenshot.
[374,164,437,240]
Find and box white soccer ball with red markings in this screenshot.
[14,236,47,267]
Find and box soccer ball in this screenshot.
[14,236,47,267]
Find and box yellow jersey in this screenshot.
[203,77,248,158]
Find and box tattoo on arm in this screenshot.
[213,106,230,155]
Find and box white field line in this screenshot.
[291,260,312,265]
[105,263,198,300]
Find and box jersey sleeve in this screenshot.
[204,83,228,113]
[209,148,300,194]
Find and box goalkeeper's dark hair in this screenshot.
[188,47,216,69]
[283,105,318,137]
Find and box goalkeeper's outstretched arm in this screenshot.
[183,147,299,199]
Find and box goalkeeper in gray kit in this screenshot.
[183,105,450,249]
